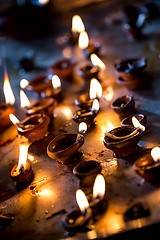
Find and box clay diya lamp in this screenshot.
[10,113,50,143]
[75,94,93,110]
[47,133,84,164]
[124,202,150,222]
[83,41,101,59]
[103,117,145,157]
[121,113,146,128]
[73,99,99,128]
[49,58,76,81]
[10,143,33,184]
[62,189,92,231]
[114,58,147,80]
[26,98,57,117]
[26,74,52,96]
[134,147,160,181]
[111,95,135,117]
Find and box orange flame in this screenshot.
[93,174,105,200]
[92,99,99,111]
[20,79,29,89]
[103,86,114,102]
[76,189,89,215]
[72,15,85,33]
[89,78,102,99]
[78,31,89,49]
[9,114,20,125]
[79,122,87,134]
[151,147,160,162]
[20,90,30,108]
[3,69,15,105]
[90,54,106,70]
[132,117,145,132]
[52,75,61,90]
[18,143,29,170]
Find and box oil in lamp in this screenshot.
[134,147,160,181]
[73,99,100,128]
[20,90,57,117]
[47,123,85,164]
[9,113,50,143]
[75,78,102,109]
[103,117,145,157]
[0,68,15,132]
[62,189,92,231]
[57,15,85,47]
[10,143,33,184]
[111,95,135,117]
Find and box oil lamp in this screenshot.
[9,113,50,143]
[75,78,102,109]
[41,75,62,100]
[10,143,33,184]
[0,68,15,132]
[77,62,100,83]
[73,99,100,128]
[47,130,84,164]
[62,189,92,231]
[134,147,160,181]
[121,113,146,128]
[111,95,135,117]
[103,117,145,157]
[90,54,106,71]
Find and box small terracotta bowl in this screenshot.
[72,108,98,126]
[75,94,93,110]
[73,160,102,180]
[121,113,146,128]
[49,59,76,80]
[26,74,52,95]
[103,126,143,157]
[26,98,57,117]
[17,113,50,142]
[111,95,135,117]
[0,103,15,132]
[10,162,33,184]
[77,63,100,81]
[134,155,160,181]
[47,133,84,164]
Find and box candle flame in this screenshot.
[78,31,89,49]
[3,69,15,105]
[38,0,49,5]
[76,189,89,215]
[79,122,87,134]
[61,106,72,120]
[9,114,20,125]
[89,78,102,99]
[151,147,160,162]
[103,86,114,102]
[52,75,61,90]
[132,116,145,132]
[92,99,99,111]
[20,90,30,108]
[20,79,29,89]
[90,54,106,70]
[93,174,105,200]
[72,15,85,33]
[18,143,29,170]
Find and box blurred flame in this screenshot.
[78,31,89,49]
[38,0,49,5]
[151,147,160,162]
[52,75,61,89]
[3,69,15,105]
[92,99,99,111]
[90,54,106,70]
[61,106,72,119]
[106,122,114,132]
[20,90,30,108]
[132,117,145,132]
[89,78,102,99]
[39,189,53,197]
[28,155,34,161]
[103,86,114,102]
[9,114,20,125]
[20,79,29,89]
[18,143,29,170]
[76,189,89,215]
[93,174,105,200]
[72,15,85,33]
[79,122,87,134]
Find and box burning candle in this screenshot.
[9,113,50,143]
[90,54,106,70]
[79,122,87,134]
[10,143,33,184]
[42,75,62,100]
[20,90,30,108]
[134,146,160,181]
[62,189,92,231]
[121,114,146,128]
[0,68,15,132]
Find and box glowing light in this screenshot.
[92,99,99,111]
[52,75,61,90]
[39,189,53,197]
[93,174,105,200]
[3,69,15,105]
[28,155,34,161]
[20,79,29,89]
[9,114,20,125]
[89,78,102,99]
[106,122,114,132]
[90,54,106,70]
[38,0,49,5]
[61,106,72,119]
[79,122,87,134]
[72,15,85,33]
[76,189,89,215]
[132,116,145,132]
[103,86,114,102]
[18,143,29,170]
[78,31,89,49]
[151,147,160,162]
[20,90,30,108]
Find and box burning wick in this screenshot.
[20,79,29,89]
[93,174,105,201]
[89,78,102,100]
[3,69,15,105]
[72,15,85,34]
[132,116,145,132]
[79,122,87,134]
[52,75,61,90]
[20,90,30,108]
[78,31,89,50]
[90,54,106,70]
[151,147,160,163]
[76,189,90,216]
[92,99,99,112]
